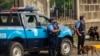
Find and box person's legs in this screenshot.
[91,33,95,40]
[49,37,57,56]
[89,33,94,40]
[49,38,53,56]
[53,37,58,56]
[77,36,82,55]
[95,32,99,41]
[80,33,86,54]
[89,34,92,40]
[49,48,56,56]
[81,33,85,47]
[49,37,54,56]
[52,39,57,56]
[49,48,53,56]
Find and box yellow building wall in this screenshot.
[76,0,100,22]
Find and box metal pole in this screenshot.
[56,9,58,19]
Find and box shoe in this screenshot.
[82,51,87,54]
[77,53,81,55]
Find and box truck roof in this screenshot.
[0,11,49,19]
[0,6,38,14]
[0,11,31,14]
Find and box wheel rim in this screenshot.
[61,42,71,54]
[12,47,22,56]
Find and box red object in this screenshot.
[10,7,19,11]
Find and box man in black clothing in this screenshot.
[75,16,85,55]
[47,17,60,56]
[88,26,95,40]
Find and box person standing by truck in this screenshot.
[47,17,60,56]
[75,16,85,55]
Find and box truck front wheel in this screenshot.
[58,38,72,56]
[8,42,24,56]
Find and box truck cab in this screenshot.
[0,7,73,56]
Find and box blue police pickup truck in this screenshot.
[0,7,73,56]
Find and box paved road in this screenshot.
[0,40,100,56]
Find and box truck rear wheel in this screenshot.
[58,38,72,56]
[8,42,24,56]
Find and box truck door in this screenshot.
[37,15,49,47]
[23,14,40,48]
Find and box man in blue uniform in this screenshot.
[47,17,60,56]
[75,16,85,55]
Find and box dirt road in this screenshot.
[1,40,100,56]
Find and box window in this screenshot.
[82,0,87,4]
[98,0,100,3]
[87,0,92,4]
[93,12,97,19]
[39,16,49,27]
[0,14,20,26]
[95,5,99,11]
[24,15,37,27]
[80,5,84,12]
[90,5,94,11]
[85,5,89,11]
[87,12,92,19]
[93,0,97,4]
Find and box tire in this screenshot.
[58,38,72,56]
[7,42,24,56]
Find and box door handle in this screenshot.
[27,29,32,31]
[43,30,47,32]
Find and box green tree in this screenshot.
[50,0,56,7]
[64,0,72,15]
[50,0,72,16]
[0,0,14,10]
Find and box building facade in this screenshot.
[76,0,100,22]
[18,0,50,17]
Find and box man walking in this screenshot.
[47,17,60,56]
[75,16,85,55]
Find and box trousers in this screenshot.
[77,32,85,54]
[49,36,58,56]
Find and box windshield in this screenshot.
[38,16,49,27]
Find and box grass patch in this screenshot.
[73,37,78,42]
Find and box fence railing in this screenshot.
[57,17,100,35]
[57,16,76,26]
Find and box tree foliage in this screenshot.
[50,0,72,16]
[0,0,14,10]
[50,0,55,7]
